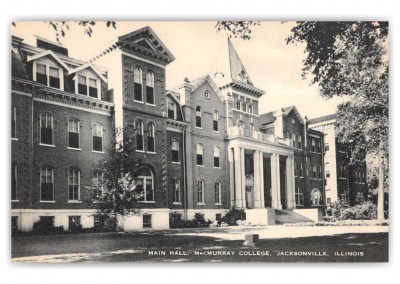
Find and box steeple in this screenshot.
[227,37,253,86]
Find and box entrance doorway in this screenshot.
[245,186,253,208]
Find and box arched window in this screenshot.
[236,101,241,110]
[171,139,179,163]
[311,188,321,206]
[92,123,103,152]
[172,178,181,203]
[196,144,204,165]
[213,110,219,132]
[135,120,144,151]
[197,180,204,204]
[68,168,80,201]
[213,146,220,168]
[248,104,253,114]
[242,103,247,113]
[137,167,154,202]
[146,71,155,105]
[134,67,143,102]
[40,166,54,201]
[295,187,304,206]
[147,123,155,153]
[195,106,202,128]
[237,120,244,128]
[68,118,80,149]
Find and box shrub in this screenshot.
[325,200,377,221]
[169,212,184,228]
[221,208,246,226]
[32,218,64,235]
[169,212,212,228]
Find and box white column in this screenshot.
[240,147,246,208]
[229,148,235,208]
[259,151,265,208]
[253,150,261,208]
[271,153,281,209]
[234,147,243,208]
[286,156,296,209]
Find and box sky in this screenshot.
[12,21,345,119]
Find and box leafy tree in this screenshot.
[286,22,388,221]
[85,128,144,230]
[216,21,260,40]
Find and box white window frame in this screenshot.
[92,171,104,200]
[171,139,180,164]
[213,110,219,132]
[75,73,100,99]
[145,71,155,106]
[214,181,221,205]
[40,167,54,202]
[92,123,104,153]
[135,120,144,152]
[12,164,18,202]
[11,106,17,140]
[167,100,177,119]
[196,143,204,166]
[213,146,220,168]
[147,123,156,153]
[137,168,154,202]
[68,168,81,202]
[311,188,321,206]
[172,178,181,204]
[68,118,80,150]
[295,187,304,206]
[33,61,64,91]
[195,106,202,128]
[133,66,143,103]
[40,113,54,146]
[197,180,205,204]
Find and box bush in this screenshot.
[32,218,64,235]
[221,208,246,226]
[325,200,377,221]
[169,212,184,228]
[169,212,212,228]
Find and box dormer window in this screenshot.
[167,100,176,119]
[34,62,63,90]
[77,75,99,98]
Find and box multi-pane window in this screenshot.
[68,118,80,149]
[143,214,152,228]
[172,178,180,203]
[312,165,317,179]
[196,144,204,166]
[215,181,221,204]
[311,189,321,205]
[134,67,143,102]
[197,180,204,204]
[236,101,241,110]
[167,100,176,119]
[195,106,202,128]
[316,140,321,153]
[68,168,80,201]
[214,147,220,168]
[11,107,16,139]
[40,113,53,145]
[295,187,304,206]
[146,71,155,105]
[92,123,103,152]
[77,75,98,98]
[147,123,155,153]
[311,139,316,152]
[11,164,17,201]
[40,167,54,201]
[171,140,179,163]
[213,111,219,132]
[297,135,302,149]
[135,120,144,151]
[92,171,103,199]
[248,104,253,114]
[35,63,61,89]
[137,167,154,202]
[242,103,247,113]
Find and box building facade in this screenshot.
[11,27,326,231]
[309,114,368,206]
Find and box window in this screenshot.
[167,100,176,119]
[242,103,247,113]
[318,165,322,179]
[340,192,347,201]
[340,164,346,178]
[134,67,143,102]
[172,178,180,203]
[143,214,152,228]
[11,107,16,139]
[12,164,17,201]
[171,140,179,163]
[68,216,81,230]
[316,140,321,153]
[299,162,304,177]
[92,171,103,199]
[146,71,155,105]
[40,113,53,145]
[77,75,99,98]
[324,143,329,152]
[297,135,302,149]
[312,165,317,179]
[40,167,54,201]
[295,187,304,206]
[294,161,298,177]
[68,118,80,149]
[311,139,316,152]
[289,133,296,147]
[326,170,331,178]
[68,168,80,201]
[35,63,62,89]
[135,120,144,151]
[213,111,219,132]
[305,157,309,176]
[248,104,253,114]
[356,192,365,204]
[311,188,321,206]
[196,144,204,166]
[147,123,155,153]
[92,123,103,152]
[197,180,204,204]
[137,167,154,202]
[195,106,202,128]
[213,147,220,168]
[215,181,221,204]
[236,101,241,110]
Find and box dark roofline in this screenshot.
[308,113,337,124]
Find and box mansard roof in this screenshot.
[308,113,337,124]
[117,26,175,65]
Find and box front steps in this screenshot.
[275,209,314,225]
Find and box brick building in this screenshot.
[309,114,368,206]
[11,27,326,231]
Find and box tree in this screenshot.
[286,22,389,221]
[86,128,144,231]
[216,21,260,40]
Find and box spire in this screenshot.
[227,37,253,86]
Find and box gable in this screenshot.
[27,50,69,70]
